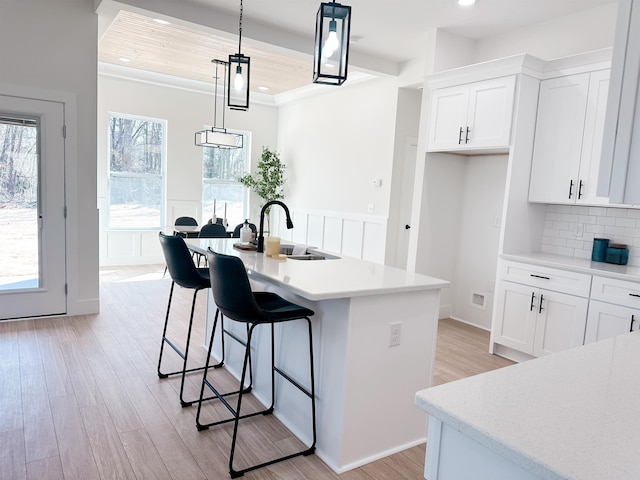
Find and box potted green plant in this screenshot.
[238,147,286,232]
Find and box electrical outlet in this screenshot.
[575,223,584,239]
[389,322,401,347]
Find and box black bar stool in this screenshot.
[158,232,214,407]
[196,247,317,478]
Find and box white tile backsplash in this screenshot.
[542,205,640,266]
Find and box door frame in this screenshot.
[0,83,90,317]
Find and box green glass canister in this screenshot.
[605,244,629,265]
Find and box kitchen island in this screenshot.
[415,331,640,480]
[186,238,448,473]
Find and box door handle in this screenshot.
[465,126,470,144]
[631,315,636,333]
[458,127,463,145]
[568,180,574,199]
[538,294,544,314]
[405,224,411,230]
[530,292,536,312]
[530,274,550,280]
[578,180,584,199]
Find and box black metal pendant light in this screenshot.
[313,1,351,85]
[228,0,250,110]
[195,59,243,149]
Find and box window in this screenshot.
[108,113,166,229]
[202,131,250,228]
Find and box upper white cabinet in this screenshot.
[427,76,516,153]
[598,0,640,205]
[529,69,610,205]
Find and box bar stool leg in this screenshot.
[228,318,316,478]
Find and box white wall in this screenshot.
[474,3,617,63]
[452,155,508,329]
[0,0,99,315]
[98,72,278,264]
[277,77,399,217]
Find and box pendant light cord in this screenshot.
[237,0,243,54]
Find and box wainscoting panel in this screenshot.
[323,216,343,254]
[342,220,365,259]
[100,204,388,266]
[100,200,200,266]
[307,214,326,248]
[273,208,388,264]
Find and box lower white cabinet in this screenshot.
[494,280,589,357]
[584,300,640,343]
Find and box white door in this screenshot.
[577,70,612,205]
[427,85,468,151]
[394,138,417,269]
[493,281,537,355]
[532,289,588,357]
[584,300,640,344]
[466,76,515,148]
[0,95,66,319]
[528,73,590,203]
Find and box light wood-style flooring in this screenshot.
[0,264,513,480]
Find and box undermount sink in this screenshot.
[279,244,339,260]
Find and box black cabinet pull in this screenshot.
[630,315,636,333]
[629,293,640,298]
[530,292,536,312]
[568,179,574,199]
[465,126,470,144]
[538,294,544,314]
[404,224,411,230]
[458,127,463,145]
[530,274,550,280]
[578,180,584,199]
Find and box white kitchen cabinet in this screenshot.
[493,280,588,357]
[427,76,515,152]
[585,275,640,343]
[598,0,640,205]
[529,70,610,205]
[585,300,640,343]
[492,260,591,358]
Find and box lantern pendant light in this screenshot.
[195,59,243,149]
[228,0,250,110]
[313,1,351,85]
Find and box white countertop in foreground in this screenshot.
[186,238,449,301]
[502,252,640,282]
[416,332,640,480]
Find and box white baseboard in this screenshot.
[448,315,491,332]
[317,437,427,474]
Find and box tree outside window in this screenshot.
[202,131,250,227]
[108,113,166,229]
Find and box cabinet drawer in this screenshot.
[591,275,640,308]
[500,260,591,297]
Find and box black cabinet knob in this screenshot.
[405,224,411,230]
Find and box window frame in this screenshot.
[201,129,251,226]
[107,112,167,230]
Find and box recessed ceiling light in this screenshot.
[118,57,131,63]
[258,86,269,91]
[457,0,476,5]
[153,18,170,25]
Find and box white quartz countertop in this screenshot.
[502,252,640,282]
[416,332,640,480]
[186,238,449,301]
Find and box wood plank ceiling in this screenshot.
[99,10,314,95]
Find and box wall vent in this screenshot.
[470,290,487,310]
